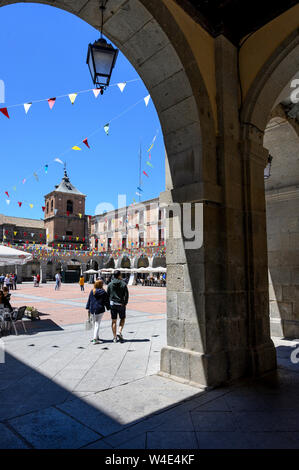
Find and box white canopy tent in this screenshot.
[0,245,32,266]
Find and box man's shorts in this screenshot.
[110,304,126,320]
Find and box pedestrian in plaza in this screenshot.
[0,274,5,290]
[33,275,38,287]
[86,280,110,344]
[55,272,61,291]
[13,273,17,290]
[36,273,40,287]
[107,270,129,343]
[79,275,85,292]
[8,274,14,291]
[4,274,10,291]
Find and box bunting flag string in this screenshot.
[1,93,156,209]
[1,78,141,116]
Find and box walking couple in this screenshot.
[86,270,129,344]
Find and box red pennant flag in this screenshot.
[18,202,22,207]
[83,138,90,149]
[67,211,70,217]
[0,108,9,119]
[48,98,56,110]
[42,206,46,212]
[5,191,9,198]
[143,171,149,177]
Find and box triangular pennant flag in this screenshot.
[0,107,9,119]
[6,200,10,205]
[54,209,58,215]
[143,171,149,177]
[5,191,9,198]
[104,123,110,135]
[54,158,64,165]
[72,146,81,151]
[83,138,90,149]
[22,179,26,184]
[136,192,142,197]
[137,187,143,192]
[33,172,39,181]
[12,186,17,191]
[42,206,46,212]
[24,103,32,114]
[93,89,101,98]
[68,93,77,105]
[31,233,34,238]
[45,164,49,174]
[78,213,82,219]
[14,231,17,236]
[48,98,56,110]
[18,202,22,207]
[29,204,34,209]
[144,95,151,107]
[146,161,154,168]
[117,82,126,92]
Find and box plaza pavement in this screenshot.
[1,284,299,449]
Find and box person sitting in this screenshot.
[1,287,13,312]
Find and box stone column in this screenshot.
[40,262,47,283]
[160,35,276,388]
[266,186,299,338]
[15,265,23,284]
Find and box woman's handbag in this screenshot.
[85,312,93,330]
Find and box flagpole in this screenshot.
[139,143,142,203]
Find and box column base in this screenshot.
[160,342,277,388]
[271,318,299,339]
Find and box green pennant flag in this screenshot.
[146,161,154,168]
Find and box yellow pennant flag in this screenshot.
[72,146,81,151]
[29,204,34,209]
[68,93,77,105]
[78,213,82,219]
[14,231,17,236]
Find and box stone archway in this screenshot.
[3,1,251,388]
[240,31,299,364]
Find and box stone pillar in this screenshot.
[267,186,299,338]
[160,35,276,388]
[16,265,23,284]
[40,262,47,283]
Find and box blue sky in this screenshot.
[0,3,164,219]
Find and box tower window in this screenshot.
[51,200,53,211]
[67,200,73,214]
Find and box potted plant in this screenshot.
[25,306,40,321]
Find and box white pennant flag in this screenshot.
[24,102,32,114]
[144,95,151,107]
[117,82,126,93]
[93,89,101,98]
[6,199,10,205]
[54,158,64,164]
[68,93,77,105]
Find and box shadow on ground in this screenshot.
[1,340,299,449]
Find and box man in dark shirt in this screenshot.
[107,270,129,343]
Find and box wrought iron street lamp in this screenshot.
[86,0,118,93]
[264,154,273,180]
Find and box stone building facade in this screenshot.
[91,198,165,252]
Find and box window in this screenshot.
[51,200,53,211]
[46,202,49,213]
[67,200,73,214]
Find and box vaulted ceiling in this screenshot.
[174,0,299,45]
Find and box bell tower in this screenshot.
[44,166,88,248]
